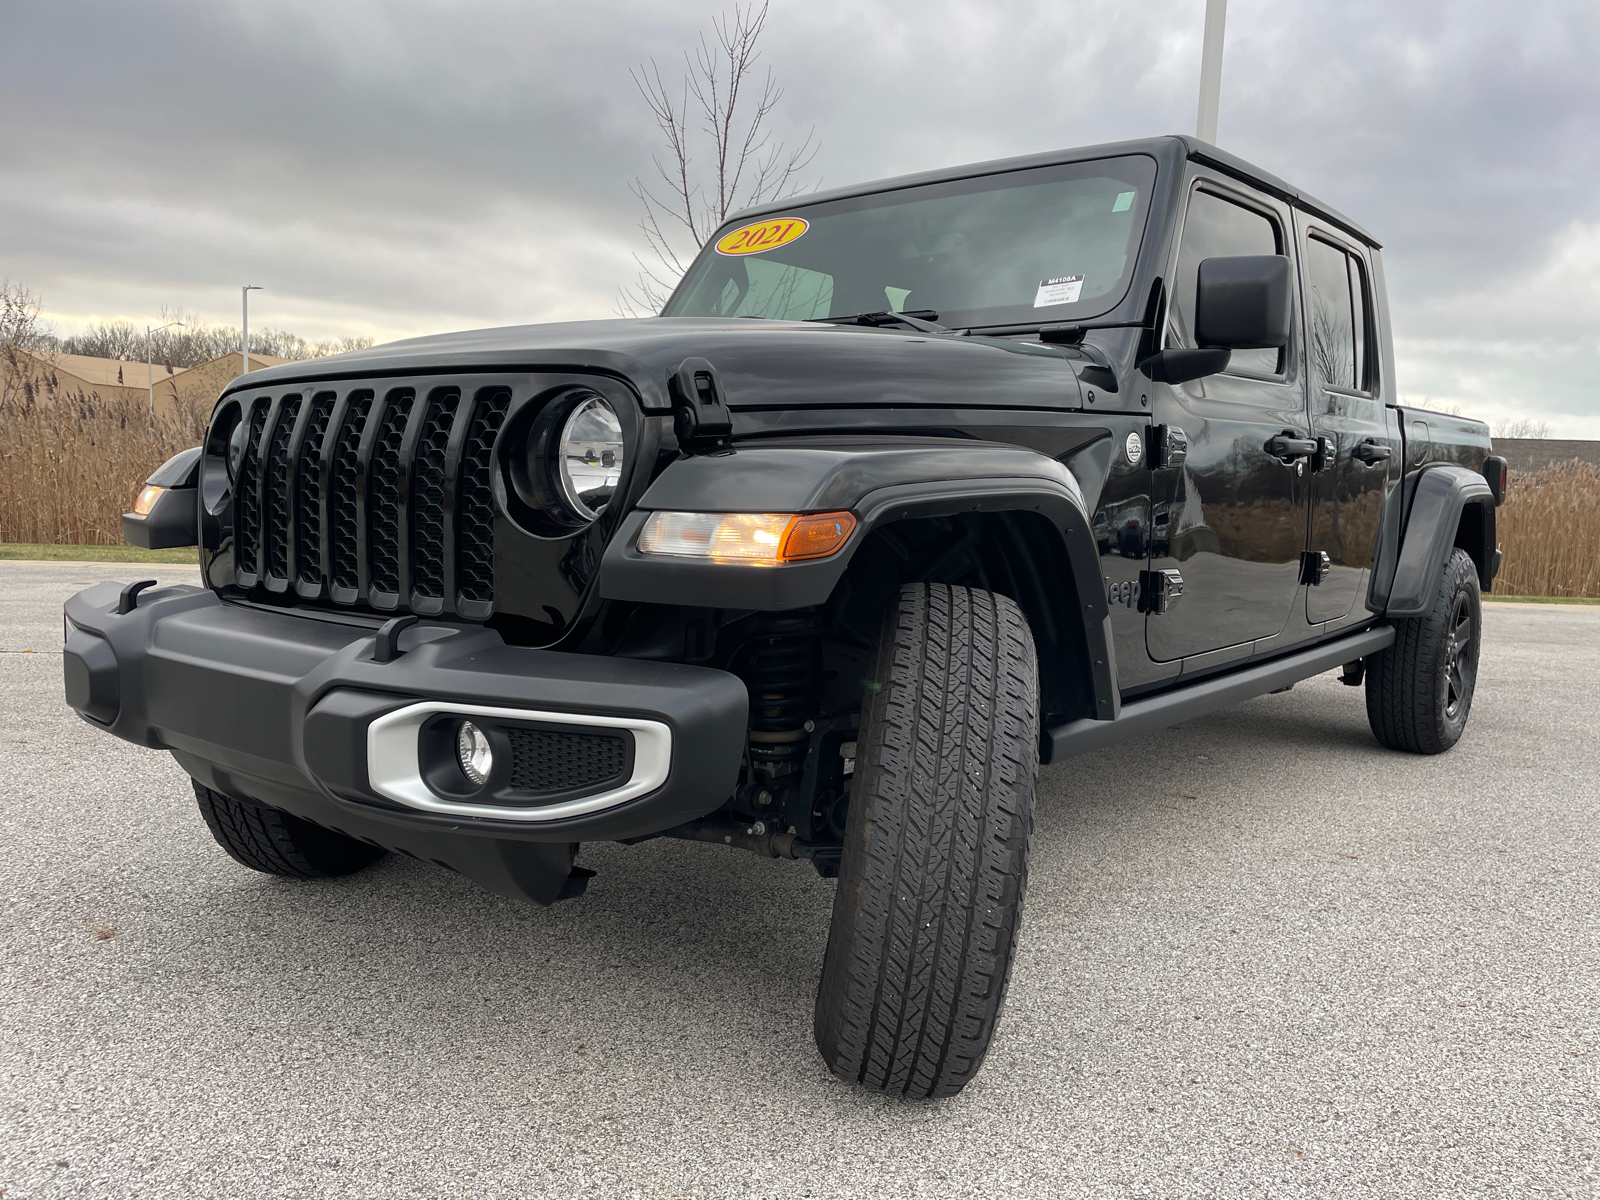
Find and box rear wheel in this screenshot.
[193,781,386,878]
[1366,547,1482,754]
[814,583,1039,1098]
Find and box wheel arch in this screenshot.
[1377,464,1497,618]
[597,438,1119,724]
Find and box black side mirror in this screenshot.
[1195,254,1292,349]
[1138,347,1231,385]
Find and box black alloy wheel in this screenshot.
[1365,547,1483,754]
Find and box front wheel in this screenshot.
[814,583,1039,1098]
[193,781,386,878]
[1366,547,1482,754]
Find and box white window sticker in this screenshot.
[1034,275,1084,307]
[1113,191,1136,212]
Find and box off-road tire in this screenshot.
[814,582,1039,1098]
[1365,547,1482,754]
[193,781,386,878]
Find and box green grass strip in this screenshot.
[1484,594,1600,605]
[0,543,199,564]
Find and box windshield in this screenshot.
[662,154,1157,329]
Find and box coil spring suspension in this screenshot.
[739,609,822,781]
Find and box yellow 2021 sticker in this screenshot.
[715,217,809,256]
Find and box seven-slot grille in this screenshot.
[226,382,510,618]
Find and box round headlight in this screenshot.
[555,396,623,520]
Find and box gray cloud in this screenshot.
[4,0,1597,432]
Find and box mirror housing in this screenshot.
[1138,347,1232,385]
[1196,254,1292,350]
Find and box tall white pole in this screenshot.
[1196,0,1227,145]
[242,285,262,377]
[146,321,182,416]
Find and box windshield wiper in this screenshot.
[806,310,948,334]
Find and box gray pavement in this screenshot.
[1,559,1595,1199]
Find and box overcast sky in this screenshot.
[4,0,1598,434]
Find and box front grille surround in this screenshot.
[219,377,535,619]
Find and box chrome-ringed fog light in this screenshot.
[456,720,493,786]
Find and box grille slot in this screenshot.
[262,395,302,583]
[409,390,460,602]
[219,379,515,616]
[457,391,509,608]
[328,393,374,594]
[506,727,629,794]
[234,399,270,580]
[294,392,337,589]
[367,391,415,602]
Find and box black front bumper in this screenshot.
[63,583,748,903]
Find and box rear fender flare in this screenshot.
[1377,464,1496,617]
[597,438,1119,720]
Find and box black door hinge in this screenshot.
[1148,424,1189,468]
[1300,550,1332,586]
[1312,435,1336,473]
[670,357,733,452]
[1138,568,1184,614]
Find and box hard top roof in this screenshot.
[726,134,1379,249]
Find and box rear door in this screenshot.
[1145,174,1311,663]
[1297,221,1398,625]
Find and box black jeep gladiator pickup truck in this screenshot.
[65,135,1506,1098]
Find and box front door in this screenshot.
[1146,176,1311,663]
[1299,225,1398,625]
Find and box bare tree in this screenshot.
[1,280,56,407]
[1493,417,1553,439]
[620,1,817,315]
[61,306,375,367]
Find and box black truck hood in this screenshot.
[227,317,1085,412]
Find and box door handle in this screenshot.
[1352,439,1393,465]
[1266,434,1318,460]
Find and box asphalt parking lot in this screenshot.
[2,559,1595,1199]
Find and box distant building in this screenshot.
[1492,438,1600,474]
[1,349,289,416]
[1,349,187,411]
[170,352,289,411]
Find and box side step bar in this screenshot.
[1043,625,1395,763]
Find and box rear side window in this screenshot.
[1170,188,1283,376]
[1305,235,1373,392]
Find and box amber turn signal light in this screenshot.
[780,512,856,560]
[131,485,164,517]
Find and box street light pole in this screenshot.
[146,320,184,417]
[1196,0,1227,145]
[242,285,262,377]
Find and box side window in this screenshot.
[1170,188,1283,376]
[1306,235,1373,393]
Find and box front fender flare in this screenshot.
[597,437,1119,720]
[1377,464,1496,618]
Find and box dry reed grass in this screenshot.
[1494,461,1600,598]
[0,391,209,545]
[1,398,1595,599]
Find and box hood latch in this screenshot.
[670,357,733,453]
